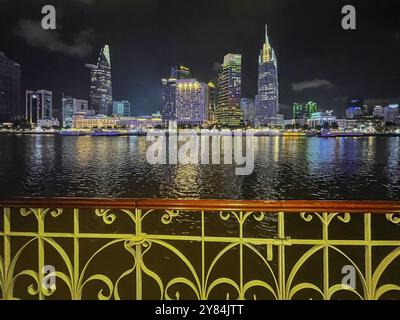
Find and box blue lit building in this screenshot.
[346,97,364,119]
[256,25,279,126]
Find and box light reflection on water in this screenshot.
[0,135,398,200]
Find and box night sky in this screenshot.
[1,0,400,117]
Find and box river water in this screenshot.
[0,134,398,200]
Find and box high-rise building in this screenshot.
[0,52,21,122]
[86,45,113,116]
[384,104,399,124]
[171,65,191,79]
[161,66,191,125]
[346,97,364,119]
[175,79,208,126]
[26,90,53,124]
[207,81,218,122]
[293,101,318,119]
[240,98,256,126]
[112,100,131,117]
[256,25,279,126]
[62,96,91,128]
[215,53,243,127]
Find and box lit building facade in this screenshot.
[307,110,337,128]
[293,101,318,120]
[62,96,92,128]
[215,53,243,127]
[0,52,21,122]
[373,106,384,118]
[175,79,208,126]
[73,113,162,130]
[346,97,364,119]
[86,45,113,116]
[384,104,399,124]
[112,100,131,117]
[26,90,53,125]
[161,66,192,125]
[256,25,279,126]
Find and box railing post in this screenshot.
[278,211,286,300]
[135,208,142,300]
[322,212,329,300]
[38,209,45,300]
[364,213,372,300]
[201,210,205,300]
[3,208,11,300]
[73,208,80,300]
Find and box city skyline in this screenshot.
[1,0,400,118]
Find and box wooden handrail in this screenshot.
[0,197,399,213]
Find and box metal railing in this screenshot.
[0,198,400,300]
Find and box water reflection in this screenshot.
[0,135,398,200]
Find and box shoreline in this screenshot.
[0,131,399,137]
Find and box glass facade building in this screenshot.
[256,25,279,126]
[215,54,243,127]
[62,96,91,128]
[25,90,53,124]
[86,45,113,116]
[112,100,131,117]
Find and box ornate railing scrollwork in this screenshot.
[0,199,399,300]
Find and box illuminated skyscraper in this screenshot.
[256,25,279,126]
[161,66,191,124]
[0,52,21,122]
[86,45,113,116]
[215,54,243,127]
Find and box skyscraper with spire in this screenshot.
[86,45,113,116]
[256,25,279,126]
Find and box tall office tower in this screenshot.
[175,79,208,126]
[86,45,113,116]
[240,98,256,126]
[0,52,21,122]
[26,90,53,124]
[161,66,192,125]
[112,100,131,117]
[207,81,218,122]
[292,101,318,119]
[256,25,279,126]
[215,53,243,127]
[346,97,364,119]
[62,96,90,127]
